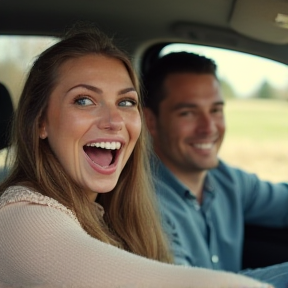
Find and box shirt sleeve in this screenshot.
[0,202,270,288]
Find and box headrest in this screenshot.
[0,83,14,150]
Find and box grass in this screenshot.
[219,98,288,182]
[224,99,288,139]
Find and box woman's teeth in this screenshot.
[86,141,121,150]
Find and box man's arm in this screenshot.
[214,160,288,227]
[241,171,288,226]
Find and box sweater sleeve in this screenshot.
[0,202,271,288]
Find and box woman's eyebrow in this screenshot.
[118,87,137,95]
[67,84,102,94]
[67,85,136,95]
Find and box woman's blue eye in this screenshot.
[75,97,93,106]
[119,100,136,107]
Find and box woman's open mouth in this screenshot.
[83,141,122,168]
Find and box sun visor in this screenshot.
[230,0,288,44]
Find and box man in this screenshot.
[143,52,288,286]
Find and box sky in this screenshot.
[161,44,288,97]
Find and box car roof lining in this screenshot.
[2,0,288,64]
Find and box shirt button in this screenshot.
[193,202,200,211]
[211,255,219,263]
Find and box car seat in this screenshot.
[0,82,14,182]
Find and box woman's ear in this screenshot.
[143,108,157,137]
[39,121,48,139]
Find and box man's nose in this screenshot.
[196,113,215,134]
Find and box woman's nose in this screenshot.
[97,105,123,131]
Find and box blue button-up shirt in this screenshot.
[154,159,288,272]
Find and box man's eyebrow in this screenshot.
[172,103,198,111]
[172,101,225,111]
[213,101,225,106]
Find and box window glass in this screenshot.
[160,44,288,182]
[0,35,59,106]
[0,35,59,173]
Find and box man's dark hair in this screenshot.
[144,51,217,115]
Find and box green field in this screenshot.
[219,98,288,182]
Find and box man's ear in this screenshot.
[143,107,157,137]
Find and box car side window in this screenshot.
[159,43,288,183]
[0,36,59,175]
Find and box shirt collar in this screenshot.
[156,159,216,200]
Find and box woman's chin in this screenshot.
[85,179,118,195]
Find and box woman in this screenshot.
[0,25,271,288]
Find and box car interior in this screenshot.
[0,83,13,180]
[1,0,288,271]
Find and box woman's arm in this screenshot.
[0,202,270,288]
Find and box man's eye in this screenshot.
[75,97,93,106]
[212,108,223,114]
[179,110,194,117]
[118,100,137,107]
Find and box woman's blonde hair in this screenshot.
[0,23,172,263]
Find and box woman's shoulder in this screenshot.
[0,185,79,223]
[1,185,56,207]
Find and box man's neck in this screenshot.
[163,162,207,204]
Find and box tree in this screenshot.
[256,80,274,99]
[220,78,237,99]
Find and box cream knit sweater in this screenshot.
[0,186,271,288]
